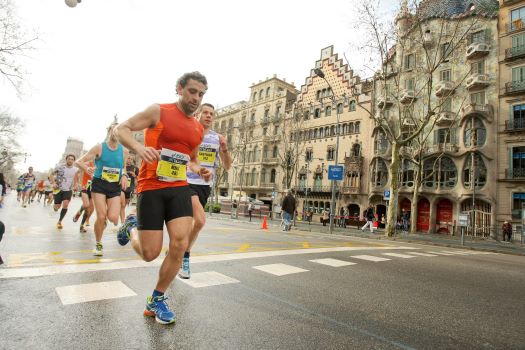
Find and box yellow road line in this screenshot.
[235,244,251,253]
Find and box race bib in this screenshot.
[101,166,121,183]
[156,148,190,182]
[197,143,219,167]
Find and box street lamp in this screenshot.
[314,68,345,234]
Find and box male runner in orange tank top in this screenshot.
[116,71,211,325]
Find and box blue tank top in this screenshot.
[94,142,124,183]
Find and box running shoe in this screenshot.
[79,225,87,233]
[85,219,90,226]
[178,257,190,279]
[73,210,81,223]
[117,215,137,246]
[56,222,63,230]
[94,242,103,256]
[143,295,176,325]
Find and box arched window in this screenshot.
[330,125,335,135]
[266,87,271,97]
[464,117,486,148]
[314,201,319,213]
[253,146,259,162]
[251,168,257,186]
[348,123,355,134]
[272,145,278,158]
[372,158,388,187]
[319,128,324,138]
[325,106,332,116]
[314,108,321,118]
[349,100,356,112]
[314,173,322,190]
[400,159,415,187]
[260,168,266,183]
[259,90,263,100]
[352,143,361,157]
[355,121,361,133]
[423,157,457,189]
[325,126,330,136]
[304,111,310,120]
[337,103,343,114]
[253,92,257,101]
[270,169,276,183]
[316,90,321,100]
[463,153,487,189]
[314,128,318,138]
[342,123,348,134]
[263,145,268,159]
[309,129,314,139]
[322,88,327,97]
[247,150,253,163]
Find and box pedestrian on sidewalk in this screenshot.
[231,199,238,219]
[248,202,253,222]
[0,173,5,208]
[322,209,329,226]
[402,209,409,232]
[281,190,296,231]
[361,204,375,233]
[342,206,349,228]
[502,221,513,242]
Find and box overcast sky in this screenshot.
[2,0,397,173]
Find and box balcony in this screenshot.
[505,45,525,61]
[504,81,525,95]
[400,90,416,104]
[260,117,270,125]
[436,111,456,126]
[341,186,360,194]
[505,168,525,180]
[272,114,282,123]
[400,146,414,158]
[423,32,432,48]
[425,143,459,155]
[462,103,493,121]
[465,74,490,91]
[505,119,525,132]
[466,42,490,60]
[259,182,276,189]
[435,81,455,97]
[245,120,256,127]
[377,96,393,109]
[262,135,281,142]
[261,157,279,165]
[293,185,335,195]
[506,19,525,34]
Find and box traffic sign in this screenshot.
[328,165,344,181]
[458,213,469,227]
[383,189,391,200]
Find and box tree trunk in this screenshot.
[385,142,401,237]
[410,162,422,234]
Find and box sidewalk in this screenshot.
[208,212,525,256]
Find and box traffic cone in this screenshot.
[261,215,268,230]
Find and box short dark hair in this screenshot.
[177,71,207,88]
[65,154,76,160]
[201,103,215,110]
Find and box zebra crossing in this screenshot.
[53,249,495,305]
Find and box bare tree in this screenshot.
[0,0,38,94]
[355,0,497,236]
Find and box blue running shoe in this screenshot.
[117,214,137,246]
[178,257,190,279]
[144,295,176,325]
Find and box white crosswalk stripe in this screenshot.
[381,253,416,259]
[253,263,309,276]
[350,255,391,262]
[407,252,438,257]
[309,258,356,267]
[426,251,456,256]
[178,271,240,288]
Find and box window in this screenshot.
[435,128,457,144]
[330,125,335,136]
[253,92,257,101]
[512,66,525,85]
[400,159,415,187]
[253,146,259,162]
[270,169,276,183]
[440,69,452,82]
[512,193,525,219]
[314,108,321,118]
[512,146,525,178]
[511,6,525,31]
[352,143,361,157]
[272,146,278,158]
[263,145,268,158]
[513,104,525,129]
[249,130,254,138]
[404,53,415,70]
[325,126,330,137]
[259,90,263,100]
[349,100,356,112]
[511,33,525,50]
[463,154,487,189]
[440,42,452,61]
[264,110,269,118]
[275,106,281,118]
[464,117,486,147]
[250,168,257,186]
[471,60,485,74]
[305,149,313,161]
[470,30,485,44]
[304,111,310,120]
[405,78,415,90]
[355,122,360,133]
[314,173,322,190]
[470,91,485,105]
[263,127,267,136]
[423,157,457,189]
[372,158,388,187]
[325,106,332,116]
[266,87,270,97]
[336,103,343,114]
[274,125,279,134]
[442,97,452,112]
[348,123,355,134]
[314,128,318,138]
[319,128,324,138]
[250,112,255,122]
[375,129,389,154]
[316,90,321,100]
[326,147,335,161]
[261,168,266,183]
[342,124,347,134]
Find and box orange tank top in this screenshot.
[81,161,94,189]
[137,103,204,193]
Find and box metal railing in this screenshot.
[505,168,525,179]
[504,119,525,131]
[504,81,525,95]
[506,45,525,60]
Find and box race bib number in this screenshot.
[101,166,121,183]
[197,143,219,167]
[156,148,190,182]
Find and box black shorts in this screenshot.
[90,177,121,199]
[189,184,211,207]
[44,191,52,196]
[81,188,92,199]
[123,188,133,199]
[54,190,72,204]
[136,186,193,230]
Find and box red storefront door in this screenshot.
[436,199,453,234]
[417,198,430,232]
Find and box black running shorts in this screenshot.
[189,184,211,207]
[54,190,72,205]
[81,187,92,199]
[136,186,193,230]
[90,177,121,199]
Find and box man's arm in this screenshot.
[115,104,161,164]
[188,146,211,182]
[76,144,102,175]
[120,148,130,191]
[218,134,232,170]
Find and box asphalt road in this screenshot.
[1,195,524,350]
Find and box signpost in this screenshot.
[458,213,469,246]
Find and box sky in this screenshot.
[2,0,397,173]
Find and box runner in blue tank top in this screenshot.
[76,121,129,256]
[179,103,232,279]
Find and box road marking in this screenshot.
[309,258,356,267]
[178,271,240,288]
[426,251,455,256]
[440,250,472,255]
[350,255,391,262]
[55,281,136,305]
[407,252,438,257]
[253,263,308,276]
[0,246,416,279]
[302,242,311,248]
[382,253,416,259]
[235,244,251,253]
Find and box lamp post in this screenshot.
[314,68,343,234]
[233,124,248,218]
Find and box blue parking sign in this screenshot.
[328,165,344,181]
[383,190,391,200]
